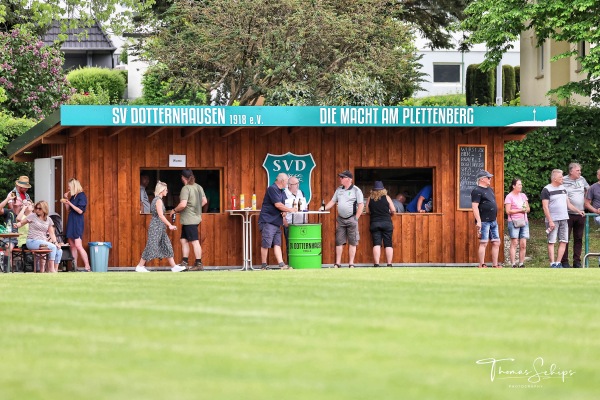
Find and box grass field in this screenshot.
[1,268,598,400]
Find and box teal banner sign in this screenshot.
[60,105,557,127]
[263,152,316,205]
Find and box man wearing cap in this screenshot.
[471,170,501,268]
[324,170,365,268]
[541,169,584,268]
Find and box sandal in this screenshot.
[278,262,292,270]
[349,264,355,268]
[478,264,488,268]
[387,264,393,267]
[333,264,341,268]
[373,264,380,268]
[260,263,268,270]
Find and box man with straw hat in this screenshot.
[8,176,32,212]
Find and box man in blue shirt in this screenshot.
[407,185,433,213]
[258,173,297,270]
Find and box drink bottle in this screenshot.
[231,194,237,210]
[240,194,245,209]
[251,194,257,210]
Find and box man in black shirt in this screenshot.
[471,170,501,268]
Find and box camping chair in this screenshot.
[49,214,75,271]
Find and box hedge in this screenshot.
[67,67,126,104]
[504,106,600,218]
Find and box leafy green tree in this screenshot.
[140,64,207,105]
[0,29,72,119]
[145,0,423,106]
[462,0,600,102]
[0,0,156,37]
[0,110,35,194]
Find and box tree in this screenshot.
[0,0,155,37]
[0,29,73,119]
[462,0,600,102]
[388,0,471,49]
[0,110,35,194]
[145,0,424,106]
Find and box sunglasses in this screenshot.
[35,207,42,210]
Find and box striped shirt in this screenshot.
[26,214,53,241]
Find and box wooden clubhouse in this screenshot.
[7,105,556,268]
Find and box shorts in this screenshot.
[480,220,500,242]
[180,224,199,241]
[335,216,360,246]
[508,221,530,240]
[370,220,393,248]
[546,219,569,244]
[259,222,282,248]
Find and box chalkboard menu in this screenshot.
[457,145,486,210]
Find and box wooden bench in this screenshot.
[30,249,53,273]
[11,247,32,273]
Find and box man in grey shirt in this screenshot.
[585,168,600,217]
[140,174,150,213]
[541,169,584,268]
[324,170,364,268]
[392,193,406,213]
[561,162,589,268]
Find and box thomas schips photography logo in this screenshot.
[476,357,575,388]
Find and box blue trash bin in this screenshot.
[88,242,112,272]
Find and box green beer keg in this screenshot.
[288,224,322,269]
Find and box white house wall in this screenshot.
[414,36,520,98]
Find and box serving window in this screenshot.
[354,168,434,212]
[140,169,222,213]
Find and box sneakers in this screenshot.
[188,261,203,271]
[175,260,189,268]
[171,265,186,272]
[518,263,525,268]
[135,266,150,273]
[550,262,563,268]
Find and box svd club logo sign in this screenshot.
[262,152,316,205]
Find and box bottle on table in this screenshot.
[320,199,325,211]
[251,194,257,210]
[171,212,176,224]
[231,194,237,210]
[240,194,245,209]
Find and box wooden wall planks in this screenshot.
[46,125,508,267]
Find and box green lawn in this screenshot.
[1,269,598,400]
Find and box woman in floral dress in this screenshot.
[135,181,186,273]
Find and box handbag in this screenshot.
[512,218,526,228]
